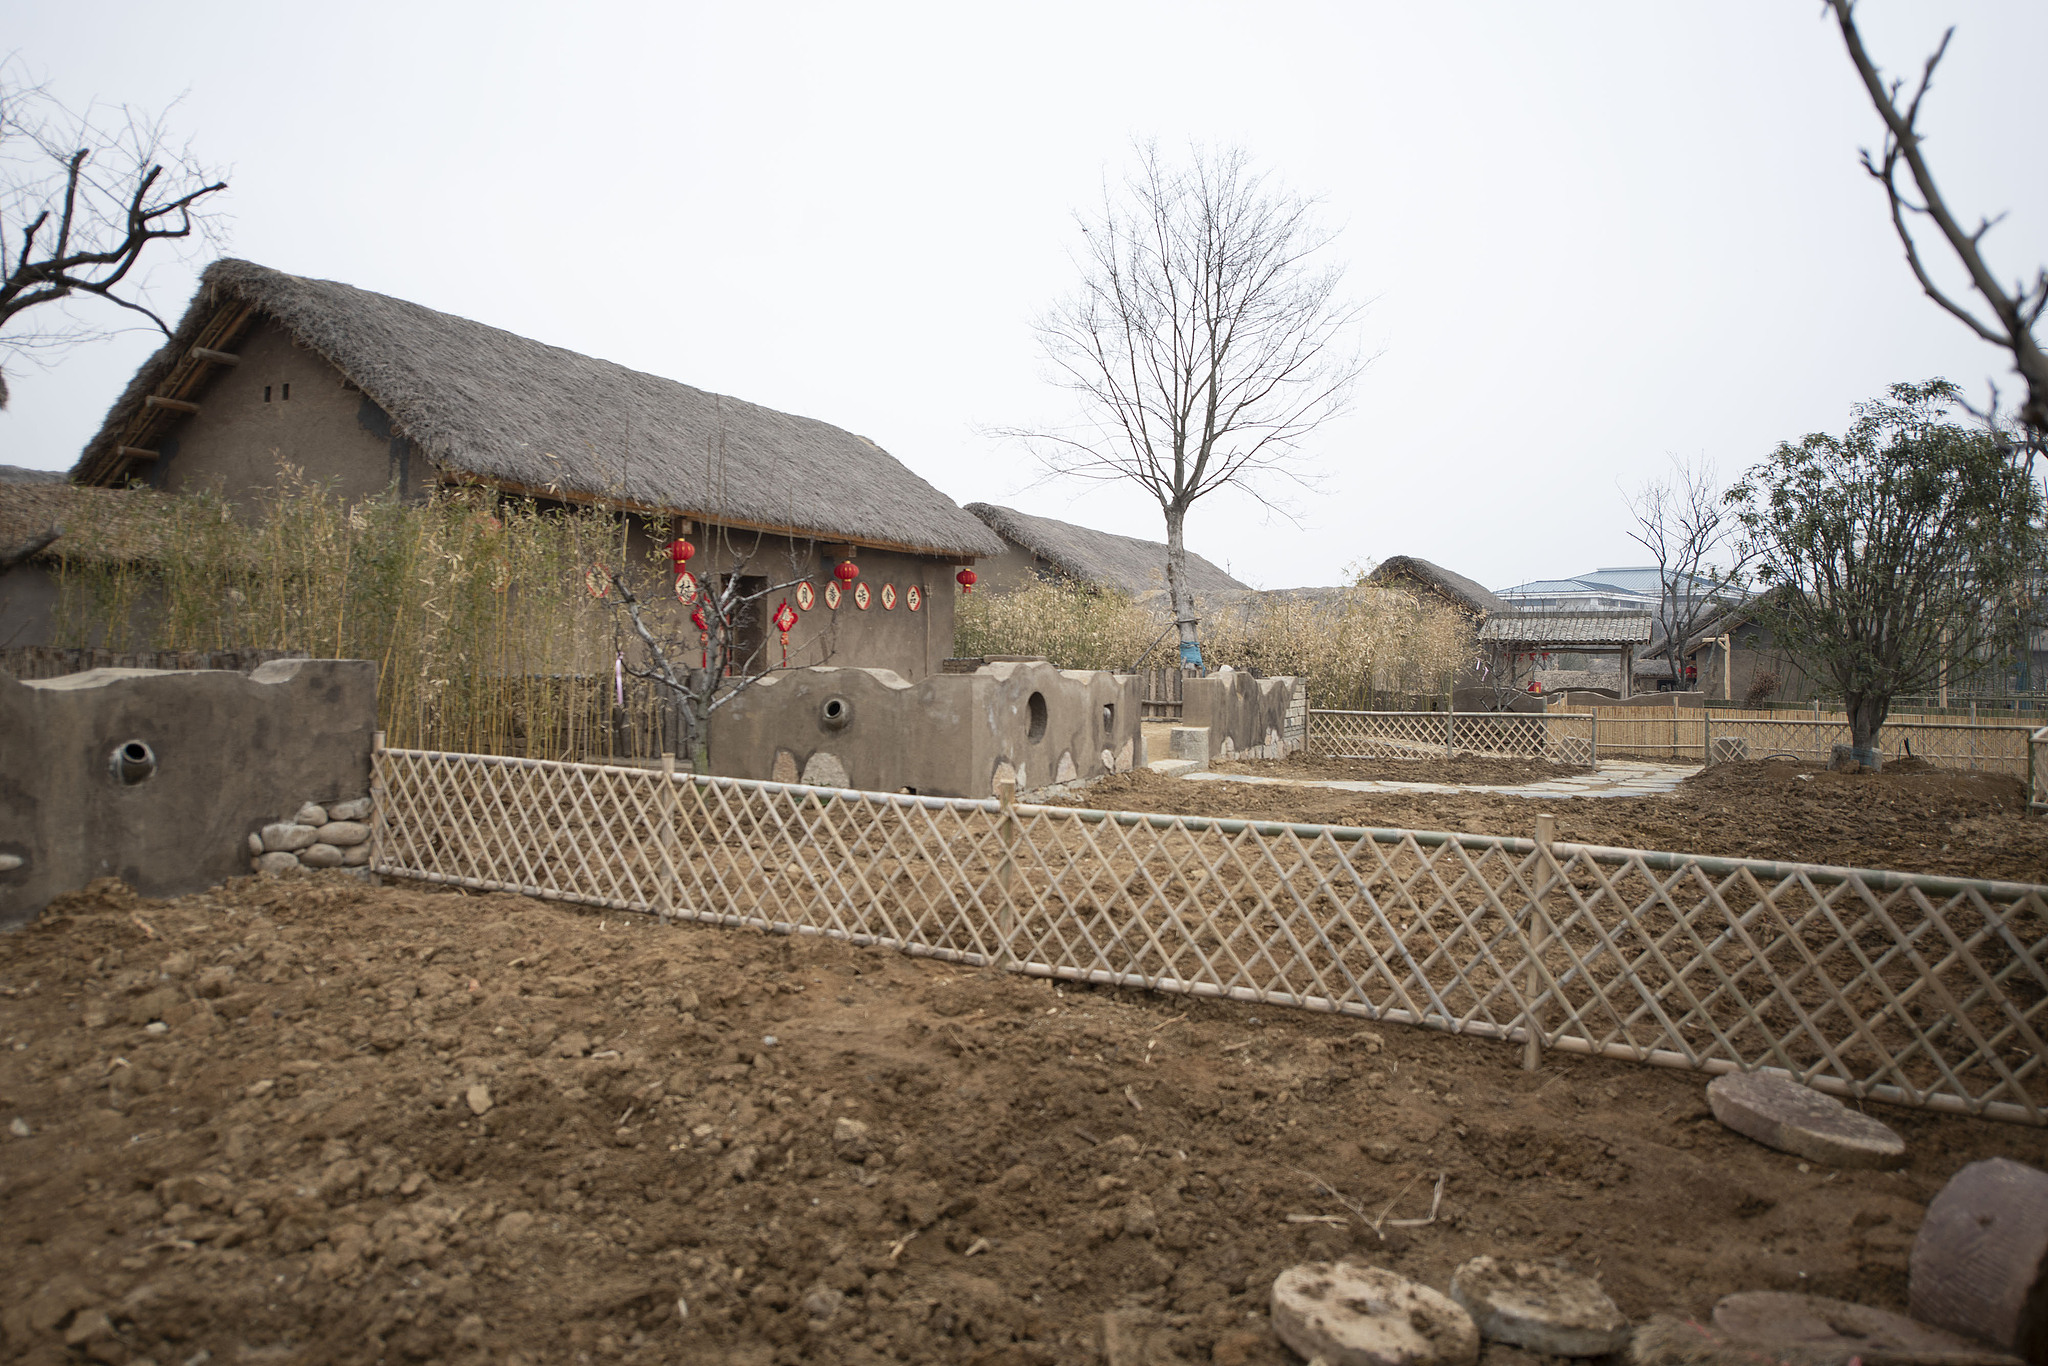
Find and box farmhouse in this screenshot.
[70,259,1001,681]
[965,502,1247,597]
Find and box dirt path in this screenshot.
[1060,757,2048,885]
[4,872,2043,1365]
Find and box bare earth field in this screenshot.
[1064,756,2048,885]
[4,858,2045,1365]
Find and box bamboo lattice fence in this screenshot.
[1307,711,1596,767]
[371,746,2048,1125]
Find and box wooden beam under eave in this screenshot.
[143,395,201,415]
[116,446,159,460]
[190,347,240,366]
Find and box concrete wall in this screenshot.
[0,562,60,650]
[972,535,1053,594]
[0,658,376,927]
[1180,669,1304,761]
[707,661,1143,798]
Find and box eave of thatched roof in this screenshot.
[1479,612,1654,646]
[1367,555,1509,617]
[73,260,1002,560]
[966,503,1248,596]
[0,483,172,568]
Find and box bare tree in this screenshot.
[0,66,228,407]
[1829,1,2046,437]
[1006,143,1364,669]
[1621,454,1755,683]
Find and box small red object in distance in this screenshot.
[834,560,860,584]
[691,606,709,632]
[772,601,798,633]
[669,538,695,569]
[956,568,977,593]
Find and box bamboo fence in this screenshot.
[371,745,2048,1125]
[1307,711,1597,767]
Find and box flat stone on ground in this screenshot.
[1448,1256,1630,1356]
[1713,1291,2017,1364]
[1272,1261,1479,1366]
[1911,1157,2048,1360]
[1706,1071,1906,1169]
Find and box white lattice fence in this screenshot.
[1308,711,1596,768]
[371,747,2048,1125]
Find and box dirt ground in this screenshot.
[1060,757,2048,885]
[5,871,2046,1366]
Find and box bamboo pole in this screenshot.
[1524,811,1555,1072]
[996,776,1019,967]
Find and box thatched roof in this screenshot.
[1479,612,1653,646]
[74,259,1002,559]
[1368,555,1508,617]
[966,503,1247,596]
[0,466,65,486]
[0,484,171,568]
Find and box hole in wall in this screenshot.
[263,385,272,402]
[1102,703,1115,731]
[110,739,157,786]
[820,696,852,731]
[1027,691,1048,742]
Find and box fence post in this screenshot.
[658,752,678,921]
[1445,710,1455,760]
[1703,711,1712,767]
[996,776,1019,968]
[368,730,386,879]
[1524,812,1556,1072]
[1590,710,1598,769]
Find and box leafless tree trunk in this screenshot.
[1829,1,2047,436]
[0,67,227,408]
[1621,454,1755,680]
[1004,143,1364,669]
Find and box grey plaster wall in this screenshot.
[707,661,1142,798]
[1182,670,1303,761]
[147,319,427,505]
[0,659,376,927]
[0,562,60,650]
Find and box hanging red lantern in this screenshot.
[668,538,695,572]
[956,568,977,594]
[691,604,709,667]
[833,559,860,586]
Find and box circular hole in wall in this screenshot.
[1027,692,1048,742]
[111,739,157,786]
[820,696,853,731]
[1101,703,1116,731]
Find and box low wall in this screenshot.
[0,659,377,927]
[1181,670,1304,761]
[708,662,1143,798]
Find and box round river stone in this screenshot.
[1706,1071,1906,1168]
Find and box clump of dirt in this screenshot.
[4,872,2044,1364]
[1059,759,2047,884]
[1209,754,1584,786]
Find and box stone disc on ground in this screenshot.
[1271,1261,1479,1366]
[1448,1256,1630,1356]
[1910,1157,2048,1361]
[1705,1071,1906,1168]
[1712,1291,2021,1364]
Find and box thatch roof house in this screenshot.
[965,503,1248,597]
[1367,556,1508,618]
[69,259,1002,680]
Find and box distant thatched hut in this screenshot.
[72,259,1001,680]
[965,502,1247,597]
[1366,555,1508,620]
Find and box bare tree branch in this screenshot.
[0,62,229,406]
[1621,454,1756,683]
[1830,1,2048,435]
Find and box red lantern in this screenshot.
[668,538,695,572]
[956,568,977,593]
[834,560,859,585]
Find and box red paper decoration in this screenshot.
[824,581,842,610]
[956,568,977,593]
[794,581,816,612]
[853,582,872,611]
[880,583,896,611]
[773,600,799,668]
[906,585,922,613]
[674,569,698,603]
[691,604,709,667]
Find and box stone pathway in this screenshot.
[1184,760,1701,801]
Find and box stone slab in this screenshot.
[1911,1158,2048,1361]
[1706,1071,1906,1169]
[1147,759,1205,778]
[1448,1256,1629,1356]
[1713,1291,2017,1364]
[1168,726,1210,762]
[1272,1261,1479,1366]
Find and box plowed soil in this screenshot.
[1056,758,2048,885]
[4,871,2044,1366]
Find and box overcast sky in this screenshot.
[5,1,2044,594]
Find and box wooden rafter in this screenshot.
[87,300,258,485]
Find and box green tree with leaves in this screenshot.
[1730,380,2043,767]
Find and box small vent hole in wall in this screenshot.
[111,740,157,786]
[263,385,272,402]
[1102,703,1115,731]
[1027,691,1048,742]
[282,382,290,400]
[820,696,852,731]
